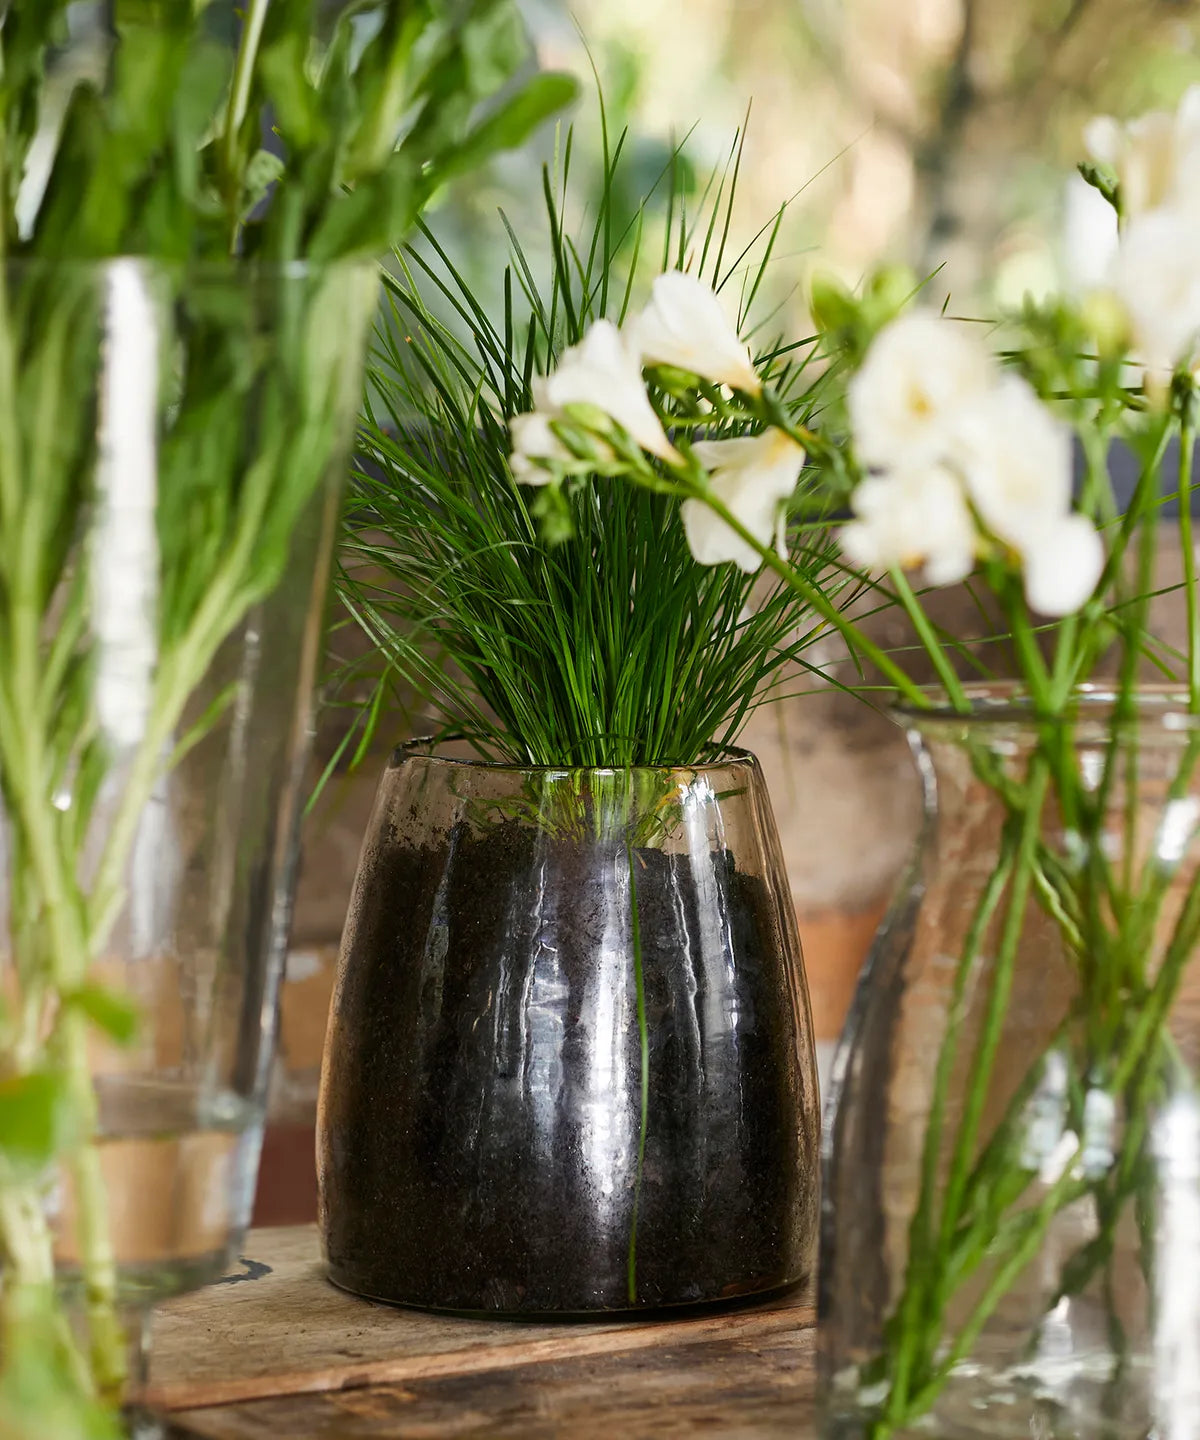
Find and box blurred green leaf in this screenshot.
[0,1073,78,1177]
[432,73,580,188]
[460,1,529,97]
[241,149,286,222]
[0,1285,124,1440]
[259,32,326,155]
[69,987,140,1049]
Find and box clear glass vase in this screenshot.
[318,749,821,1315]
[0,258,376,1410]
[821,690,1200,1440]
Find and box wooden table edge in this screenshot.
[149,1301,818,1412]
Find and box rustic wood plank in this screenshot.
[146,1225,815,1413]
[169,1325,816,1439]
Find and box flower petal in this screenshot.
[681,496,762,572]
[1083,115,1122,169]
[632,271,761,393]
[1022,514,1105,616]
[540,319,680,462]
[681,430,805,571]
[840,465,978,587]
[956,375,1074,549]
[1108,206,1200,377]
[848,311,995,469]
[509,411,569,485]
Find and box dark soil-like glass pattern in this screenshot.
[318,753,820,1315]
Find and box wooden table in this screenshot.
[147,1226,817,1437]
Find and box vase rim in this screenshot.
[894,682,1200,737]
[388,740,760,778]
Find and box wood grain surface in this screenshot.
[170,1327,816,1438]
[147,1225,817,1436]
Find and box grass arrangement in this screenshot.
[333,115,860,771]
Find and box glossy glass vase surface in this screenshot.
[821,692,1200,1440]
[0,259,375,1318]
[318,750,820,1315]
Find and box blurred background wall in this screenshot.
[253,0,1200,1225]
[443,0,1200,317]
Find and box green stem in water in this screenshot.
[0,1191,95,1400]
[58,1010,125,1400]
[934,761,1049,1259]
[885,829,1017,1412]
[906,1167,1090,1421]
[885,758,1051,1426]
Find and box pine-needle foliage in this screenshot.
[338,121,855,768]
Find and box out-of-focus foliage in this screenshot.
[425,0,1200,323]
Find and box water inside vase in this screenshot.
[827,1338,1153,1440]
[55,1077,261,1304]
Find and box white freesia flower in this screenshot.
[1084,87,1200,220]
[509,411,571,486]
[847,311,994,468]
[957,375,1074,551]
[533,319,680,462]
[1108,207,1200,376]
[839,465,977,587]
[681,431,806,572]
[1022,514,1105,617]
[843,299,1103,618]
[631,271,761,394]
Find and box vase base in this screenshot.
[326,1266,809,1322]
[824,1349,1153,1440]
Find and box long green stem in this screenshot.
[220,0,271,245]
[884,760,1050,1425]
[889,567,968,710]
[1178,416,1198,709]
[88,463,279,946]
[935,760,1049,1254]
[885,833,1016,1411]
[682,482,932,707]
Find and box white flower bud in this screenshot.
[509,411,570,486]
[1084,87,1200,220]
[534,320,679,463]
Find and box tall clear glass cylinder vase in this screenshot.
[0,259,376,1405]
[821,691,1200,1440]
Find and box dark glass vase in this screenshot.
[317,750,820,1315]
